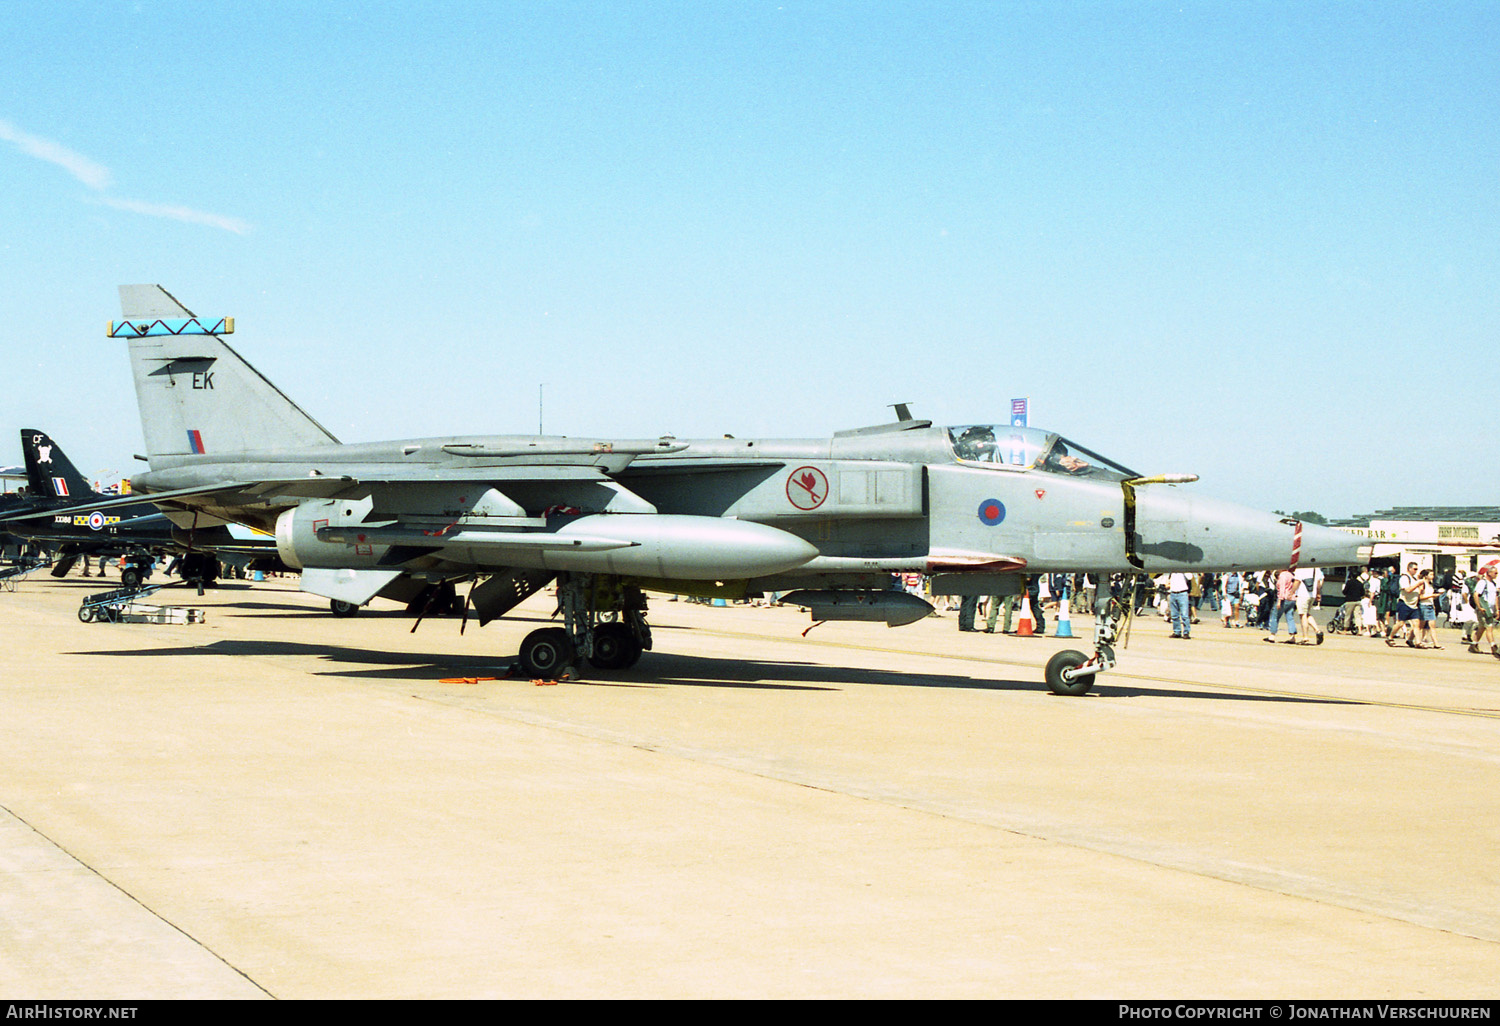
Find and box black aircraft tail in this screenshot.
[20,430,103,503]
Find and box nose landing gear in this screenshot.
[1044,582,1133,696]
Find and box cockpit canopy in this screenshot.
[947,425,1138,480]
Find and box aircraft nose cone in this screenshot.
[1132,489,1368,571]
[1293,519,1370,568]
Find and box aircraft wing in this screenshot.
[0,464,631,523]
[0,498,49,522]
[0,482,265,522]
[618,458,788,476]
[302,465,616,484]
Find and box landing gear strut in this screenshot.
[516,573,651,678]
[1044,579,1134,696]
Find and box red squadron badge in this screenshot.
[787,466,829,511]
[1034,489,1046,500]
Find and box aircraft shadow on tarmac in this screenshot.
[71,639,921,691]
[70,638,1360,704]
[208,601,558,627]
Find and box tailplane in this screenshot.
[115,285,339,466]
[20,429,101,501]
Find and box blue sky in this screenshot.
[1,1,1494,517]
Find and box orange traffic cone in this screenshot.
[1016,595,1035,637]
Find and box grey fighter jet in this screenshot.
[93,284,1365,694]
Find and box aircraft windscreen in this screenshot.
[947,426,1137,480]
[948,425,1049,468]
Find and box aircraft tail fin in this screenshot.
[115,285,340,465]
[20,429,101,501]
[118,284,195,320]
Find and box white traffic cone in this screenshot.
[1055,591,1073,637]
[1016,595,1034,637]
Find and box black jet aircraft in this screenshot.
[5,429,277,586]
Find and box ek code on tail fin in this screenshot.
[115,285,339,466]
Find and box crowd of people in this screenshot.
[1309,562,1500,656]
[932,563,1500,659]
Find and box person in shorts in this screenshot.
[1415,569,1441,649]
[1387,562,1421,647]
[1471,563,1499,657]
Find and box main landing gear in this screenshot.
[516,573,652,679]
[1043,582,1134,696]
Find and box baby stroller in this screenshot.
[1325,603,1356,635]
[1250,591,1273,629]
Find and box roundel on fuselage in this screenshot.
[977,499,1005,526]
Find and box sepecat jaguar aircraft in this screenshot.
[71,284,1367,694]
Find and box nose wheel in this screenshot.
[1045,650,1092,696]
[1042,582,1134,696]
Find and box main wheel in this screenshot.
[1044,650,1093,696]
[330,599,360,617]
[182,553,219,586]
[519,628,575,678]
[588,623,642,671]
[120,566,143,589]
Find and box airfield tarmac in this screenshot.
[1,574,1497,999]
